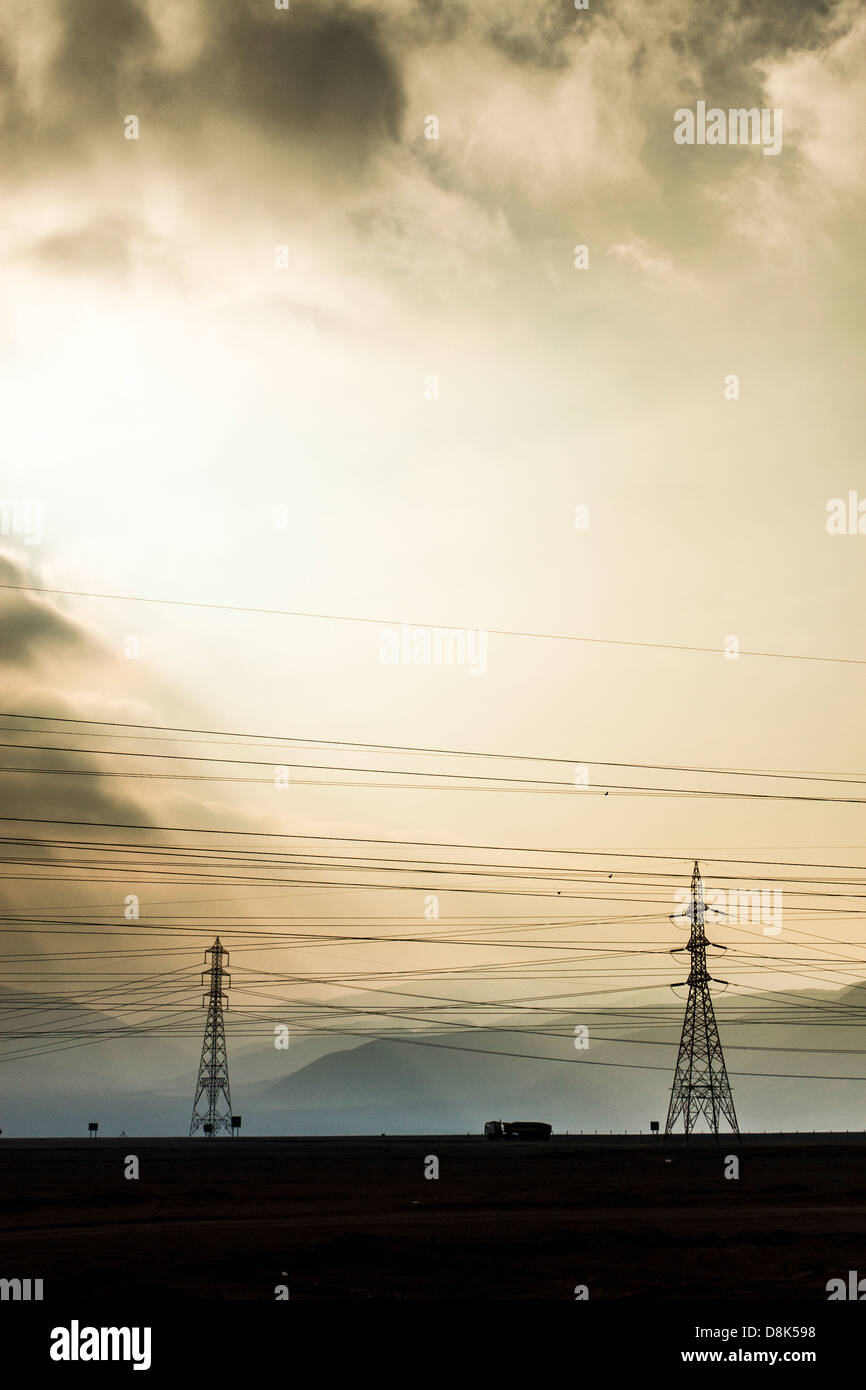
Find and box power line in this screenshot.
[5,713,865,788]
[0,813,862,874]
[5,747,866,803]
[1,581,862,665]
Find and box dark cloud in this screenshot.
[30,220,137,276]
[201,2,405,148]
[486,1,591,70]
[393,0,469,48]
[47,0,162,127]
[393,0,837,76]
[732,0,841,58]
[609,0,854,259]
[0,599,94,666]
[668,0,848,95]
[0,555,102,667]
[0,0,851,174]
[0,762,159,839]
[0,552,162,847]
[1,0,404,174]
[0,0,852,246]
[388,0,589,67]
[0,552,267,842]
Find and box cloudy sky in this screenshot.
[1,0,865,1080]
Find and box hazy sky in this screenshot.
[1,0,865,1029]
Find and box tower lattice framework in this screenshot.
[190,937,233,1137]
[665,862,739,1138]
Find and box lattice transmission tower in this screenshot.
[189,937,233,1137]
[665,862,739,1138]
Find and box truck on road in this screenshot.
[484,1119,552,1141]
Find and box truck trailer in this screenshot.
[484,1119,552,1140]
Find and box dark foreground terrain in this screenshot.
[1,1134,863,1302]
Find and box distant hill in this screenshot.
[2,981,865,1136]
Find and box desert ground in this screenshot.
[1,1133,863,1303]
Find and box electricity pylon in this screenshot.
[190,937,233,1137]
[665,862,739,1138]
